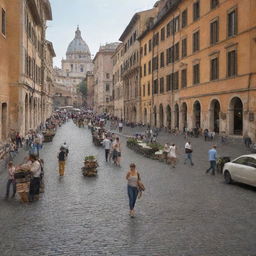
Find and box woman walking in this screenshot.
[169,144,178,168]
[126,163,140,218]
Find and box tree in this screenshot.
[78,80,87,98]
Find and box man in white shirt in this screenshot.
[184,141,194,166]
[29,155,42,201]
[102,137,112,162]
[118,121,123,132]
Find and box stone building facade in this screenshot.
[0,0,54,139]
[119,8,159,124]
[0,0,9,141]
[54,27,93,108]
[112,43,125,119]
[85,71,94,109]
[93,43,120,114]
[138,0,256,140]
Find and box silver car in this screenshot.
[223,154,256,187]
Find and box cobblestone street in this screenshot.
[0,121,255,256]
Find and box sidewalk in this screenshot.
[107,124,250,161]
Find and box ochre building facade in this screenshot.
[138,0,256,140]
[0,0,54,141]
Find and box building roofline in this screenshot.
[46,40,56,57]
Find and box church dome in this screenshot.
[66,27,91,56]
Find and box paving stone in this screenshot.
[0,121,255,255]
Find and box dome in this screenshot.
[66,27,91,56]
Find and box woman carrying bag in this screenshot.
[126,163,145,218]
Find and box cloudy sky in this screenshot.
[47,0,157,67]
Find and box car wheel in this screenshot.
[224,170,232,184]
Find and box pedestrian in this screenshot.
[163,143,170,163]
[58,147,66,176]
[5,161,16,199]
[102,136,112,162]
[126,163,141,218]
[204,129,209,141]
[118,121,123,133]
[169,144,178,168]
[29,155,42,201]
[113,137,121,166]
[184,141,194,166]
[15,132,22,149]
[206,145,217,175]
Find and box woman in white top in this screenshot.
[169,144,177,168]
[126,163,140,217]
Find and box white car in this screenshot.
[223,154,256,187]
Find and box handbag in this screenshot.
[137,172,145,191]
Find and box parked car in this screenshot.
[223,154,256,187]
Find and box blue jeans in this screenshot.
[184,153,193,165]
[6,179,16,198]
[127,185,138,210]
[207,161,216,174]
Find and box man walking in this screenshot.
[206,145,217,175]
[102,136,112,162]
[184,141,194,166]
[58,147,66,176]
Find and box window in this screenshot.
[233,157,247,165]
[144,64,147,76]
[245,157,256,168]
[70,64,73,71]
[182,38,187,58]
[210,19,219,44]
[193,31,200,52]
[166,75,171,91]
[228,9,237,37]
[174,16,180,33]
[148,60,152,74]
[153,79,158,94]
[106,97,109,103]
[143,84,146,97]
[2,8,6,36]
[193,64,200,84]
[160,52,165,68]
[193,1,200,21]
[144,44,147,56]
[173,71,179,90]
[211,0,219,9]
[160,77,164,93]
[182,9,188,28]
[147,82,151,95]
[152,56,159,71]
[106,84,110,91]
[166,46,174,64]
[181,69,187,88]
[227,50,237,77]
[153,32,159,47]
[161,27,165,41]
[149,39,152,52]
[210,57,219,80]
[166,21,171,37]
[140,47,143,57]
[174,42,179,61]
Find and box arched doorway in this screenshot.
[132,106,137,123]
[210,100,220,133]
[174,104,179,129]
[193,101,201,128]
[159,104,164,128]
[166,105,171,130]
[181,102,188,130]
[1,103,7,140]
[153,106,157,127]
[144,108,147,125]
[230,97,243,135]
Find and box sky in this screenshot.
[46,0,157,67]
